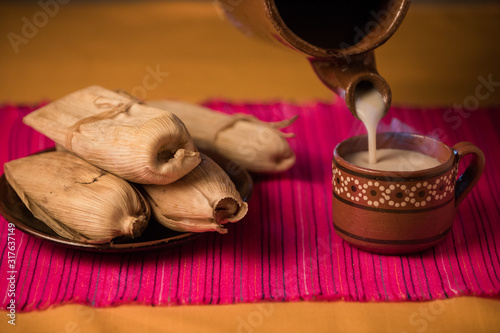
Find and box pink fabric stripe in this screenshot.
[0,101,499,312]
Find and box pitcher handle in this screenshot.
[452,142,485,207]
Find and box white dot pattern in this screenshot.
[332,166,456,210]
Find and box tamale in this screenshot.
[141,153,248,234]
[4,151,151,244]
[23,86,200,185]
[147,100,297,173]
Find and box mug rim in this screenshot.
[333,132,455,181]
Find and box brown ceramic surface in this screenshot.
[0,149,253,253]
[332,132,485,254]
[219,0,411,116]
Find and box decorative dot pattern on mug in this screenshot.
[332,166,457,211]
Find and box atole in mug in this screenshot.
[332,132,485,254]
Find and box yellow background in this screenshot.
[1,1,499,332]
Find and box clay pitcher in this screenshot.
[217,0,411,117]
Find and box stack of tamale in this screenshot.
[3,85,296,244]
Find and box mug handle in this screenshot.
[452,142,485,207]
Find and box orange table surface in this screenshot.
[1,1,500,332]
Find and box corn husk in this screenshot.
[4,151,151,243]
[23,86,200,184]
[142,153,248,234]
[147,100,297,173]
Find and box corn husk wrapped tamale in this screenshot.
[4,151,151,244]
[142,153,248,234]
[23,86,200,185]
[147,100,297,173]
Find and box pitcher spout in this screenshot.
[309,52,392,119]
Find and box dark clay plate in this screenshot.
[0,149,252,252]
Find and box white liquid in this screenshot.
[355,90,386,164]
[345,148,441,171]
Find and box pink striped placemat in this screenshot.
[0,101,499,312]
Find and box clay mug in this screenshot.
[332,132,485,254]
[218,0,411,117]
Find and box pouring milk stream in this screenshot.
[353,89,385,165]
[345,89,441,172]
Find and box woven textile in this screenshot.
[0,101,499,312]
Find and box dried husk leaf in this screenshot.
[147,100,297,173]
[142,153,248,234]
[23,86,200,184]
[4,151,151,243]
